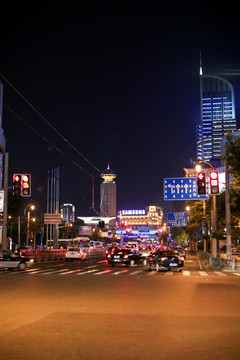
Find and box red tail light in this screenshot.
[123,255,129,259]
[161,257,168,261]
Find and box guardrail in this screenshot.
[20,248,106,262]
[202,251,239,270]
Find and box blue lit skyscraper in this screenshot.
[197,61,237,161]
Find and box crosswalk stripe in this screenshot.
[165,272,173,275]
[214,271,226,276]
[112,270,129,275]
[183,271,190,276]
[40,269,68,275]
[93,270,112,275]
[76,269,98,275]
[199,271,208,276]
[59,270,80,275]
[148,271,157,275]
[129,270,142,275]
[233,272,240,276]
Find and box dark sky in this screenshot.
[1,3,240,216]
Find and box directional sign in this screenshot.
[44,213,62,224]
[168,212,188,227]
[164,177,209,200]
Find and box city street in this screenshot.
[0,255,240,359]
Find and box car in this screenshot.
[107,248,143,267]
[0,254,34,271]
[65,248,87,261]
[176,248,186,259]
[147,250,184,272]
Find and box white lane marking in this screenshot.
[214,271,227,276]
[112,270,129,275]
[98,260,107,263]
[165,272,173,275]
[183,271,190,276]
[199,271,208,276]
[233,272,240,276]
[76,269,98,275]
[40,269,69,275]
[93,270,112,275]
[59,270,80,275]
[129,270,143,275]
[148,271,157,275]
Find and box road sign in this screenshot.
[44,213,62,224]
[164,177,209,200]
[168,212,188,227]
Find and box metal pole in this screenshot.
[2,153,8,251]
[225,156,232,267]
[26,211,30,247]
[18,216,21,247]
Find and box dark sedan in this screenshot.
[147,250,184,272]
[107,248,142,267]
[0,254,34,271]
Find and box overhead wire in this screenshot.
[3,103,99,214]
[0,73,101,174]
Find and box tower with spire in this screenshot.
[100,165,117,217]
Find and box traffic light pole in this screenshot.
[224,154,232,267]
[211,194,218,258]
[2,153,8,251]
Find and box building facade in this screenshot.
[197,71,237,161]
[61,203,75,223]
[117,205,164,240]
[100,166,117,217]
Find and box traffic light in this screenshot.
[197,172,206,195]
[13,174,21,196]
[209,170,219,195]
[21,174,31,197]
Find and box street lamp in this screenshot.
[24,204,35,247]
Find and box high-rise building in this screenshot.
[100,165,117,217]
[197,61,237,161]
[61,203,75,223]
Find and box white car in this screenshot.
[65,248,87,261]
[0,254,34,270]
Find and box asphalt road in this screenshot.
[0,255,240,360]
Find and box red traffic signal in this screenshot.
[197,172,206,195]
[13,174,21,196]
[21,174,31,197]
[209,170,219,195]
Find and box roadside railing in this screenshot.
[20,247,105,262]
[202,251,239,270]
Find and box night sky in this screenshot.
[1,3,240,216]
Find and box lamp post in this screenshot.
[24,204,35,247]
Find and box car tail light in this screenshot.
[107,254,111,258]
[179,257,184,261]
[161,257,168,261]
[123,255,129,259]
